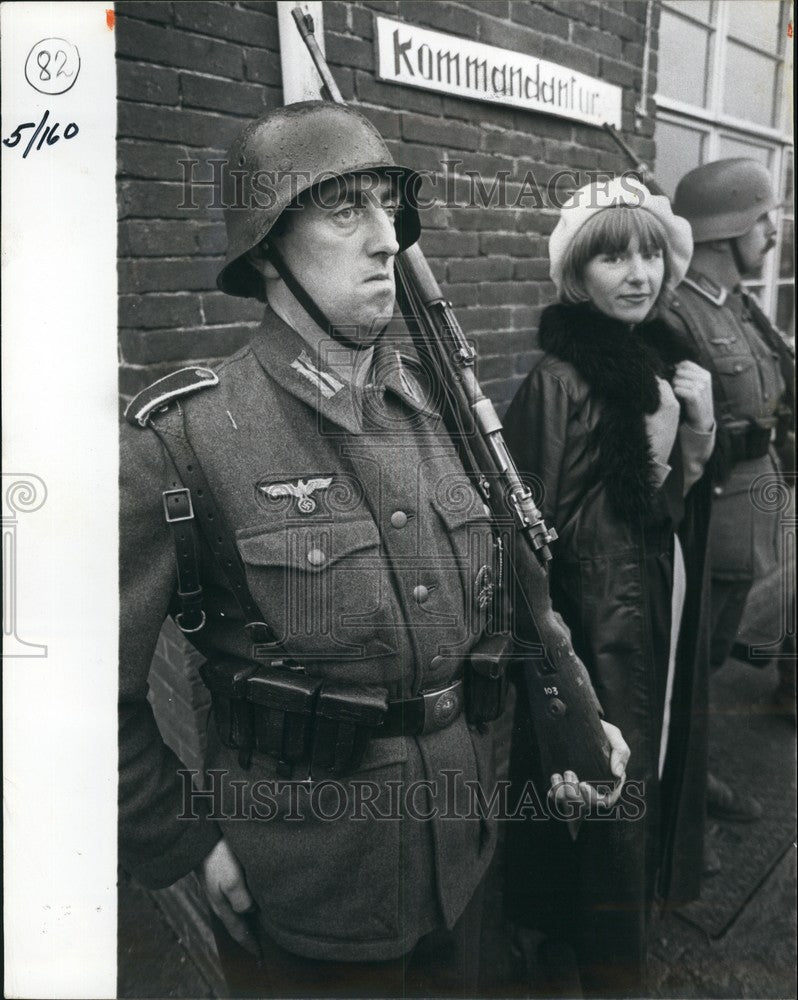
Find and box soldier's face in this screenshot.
[271,172,400,343]
[582,234,665,324]
[735,212,777,276]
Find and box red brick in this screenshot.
[118,101,240,149]
[419,229,479,257]
[117,61,178,105]
[441,283,478,307]
[449,256,513,282]
[116,1,173,24]
[116,18,244,77]
[572,22,623,58]
[201,292,265,325]
[459,306,514,333]
[118,256,220,294]
[402,114,481,152]
[366,0,400,13]
[121,323,255,364]
[478,15,544,52]
[119,293,203,329]
[173,2,279,48]
[118,140,189,181]
[322,2,349,33]
[351,5,375,38]
[513,258,550,281]
[600,55,639,90]
[479,232,537,256]
[480,127,545,160]
[479,280,541,306]
[543,35,600,76]
[412,2,480,39]
[244,48,282,87]
[357,105,401,139]
[325,31,374,71]
[509,1,569,39]
[601,5,644,41]
[180,73,274,117]
[465,0,510,16]
[355,71,444,117]
[118,220,227,257]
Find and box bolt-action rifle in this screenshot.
[292,7,615,790]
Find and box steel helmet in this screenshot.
[217,101,422,298]
[673,158,778,244]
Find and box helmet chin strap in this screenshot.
[265,242,379,351]
[729,236,747,279]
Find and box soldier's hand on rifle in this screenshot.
[199,837,262,960]
[673,360,715,433]
[549,720,630,810]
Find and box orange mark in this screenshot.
[787,21,793,37]
[106,8,115,30]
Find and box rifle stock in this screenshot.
[292,6,614,787]
[603,123,666,197]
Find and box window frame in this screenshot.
[655,0,794,328]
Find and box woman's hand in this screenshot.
[549,720,630,811]
[672,361,714,432]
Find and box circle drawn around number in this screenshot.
[25,38,80,95]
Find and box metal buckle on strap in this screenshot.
[421,680,463,735]
[176,609,206,634]
[163,488,194,523]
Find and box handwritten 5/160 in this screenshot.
[3,110,79,159]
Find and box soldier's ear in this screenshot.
[248,241,279,280]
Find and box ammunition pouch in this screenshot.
[464,633,511,726]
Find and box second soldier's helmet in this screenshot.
[217,101,422,299]
[673,158,777,244]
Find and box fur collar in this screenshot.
[539,302,698,522]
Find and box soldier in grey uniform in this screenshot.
[665,158,794,826]
[119,102,628,997]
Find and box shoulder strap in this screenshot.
[124,367,219,427]
[150,410,280,650]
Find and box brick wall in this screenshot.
[117,0,658,413]
[118,2,659,977]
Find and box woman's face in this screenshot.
[582,234,665,324]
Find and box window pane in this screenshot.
[665,0,713,23]
[655,119,708,197]
[726,0,782,54]
[775,285,794,336]
[723,43,777,126]
[717,134,773,167]
[779,220,794,277]
[658,10,710,107]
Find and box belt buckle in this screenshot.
[421,681,463,735]
[163,487,194,522]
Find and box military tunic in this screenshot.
[664,270,786,665]
[119,308,500,961]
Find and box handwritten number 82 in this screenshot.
[36,47,74,82]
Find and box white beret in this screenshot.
[548,176,694,297]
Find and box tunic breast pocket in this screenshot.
[713,355,760,415]
[235,518,397,667]
[431,496,497,635]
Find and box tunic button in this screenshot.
[430,655,444,671]
[734,363,743,373]
[390,510,408,528]
[413,584,429,604]
[307,548,326,567]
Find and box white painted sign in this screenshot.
[375,15,623,129]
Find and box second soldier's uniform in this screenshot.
[665,271,788,668]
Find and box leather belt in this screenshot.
[726,422,774,462]
[378,680,464,738]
